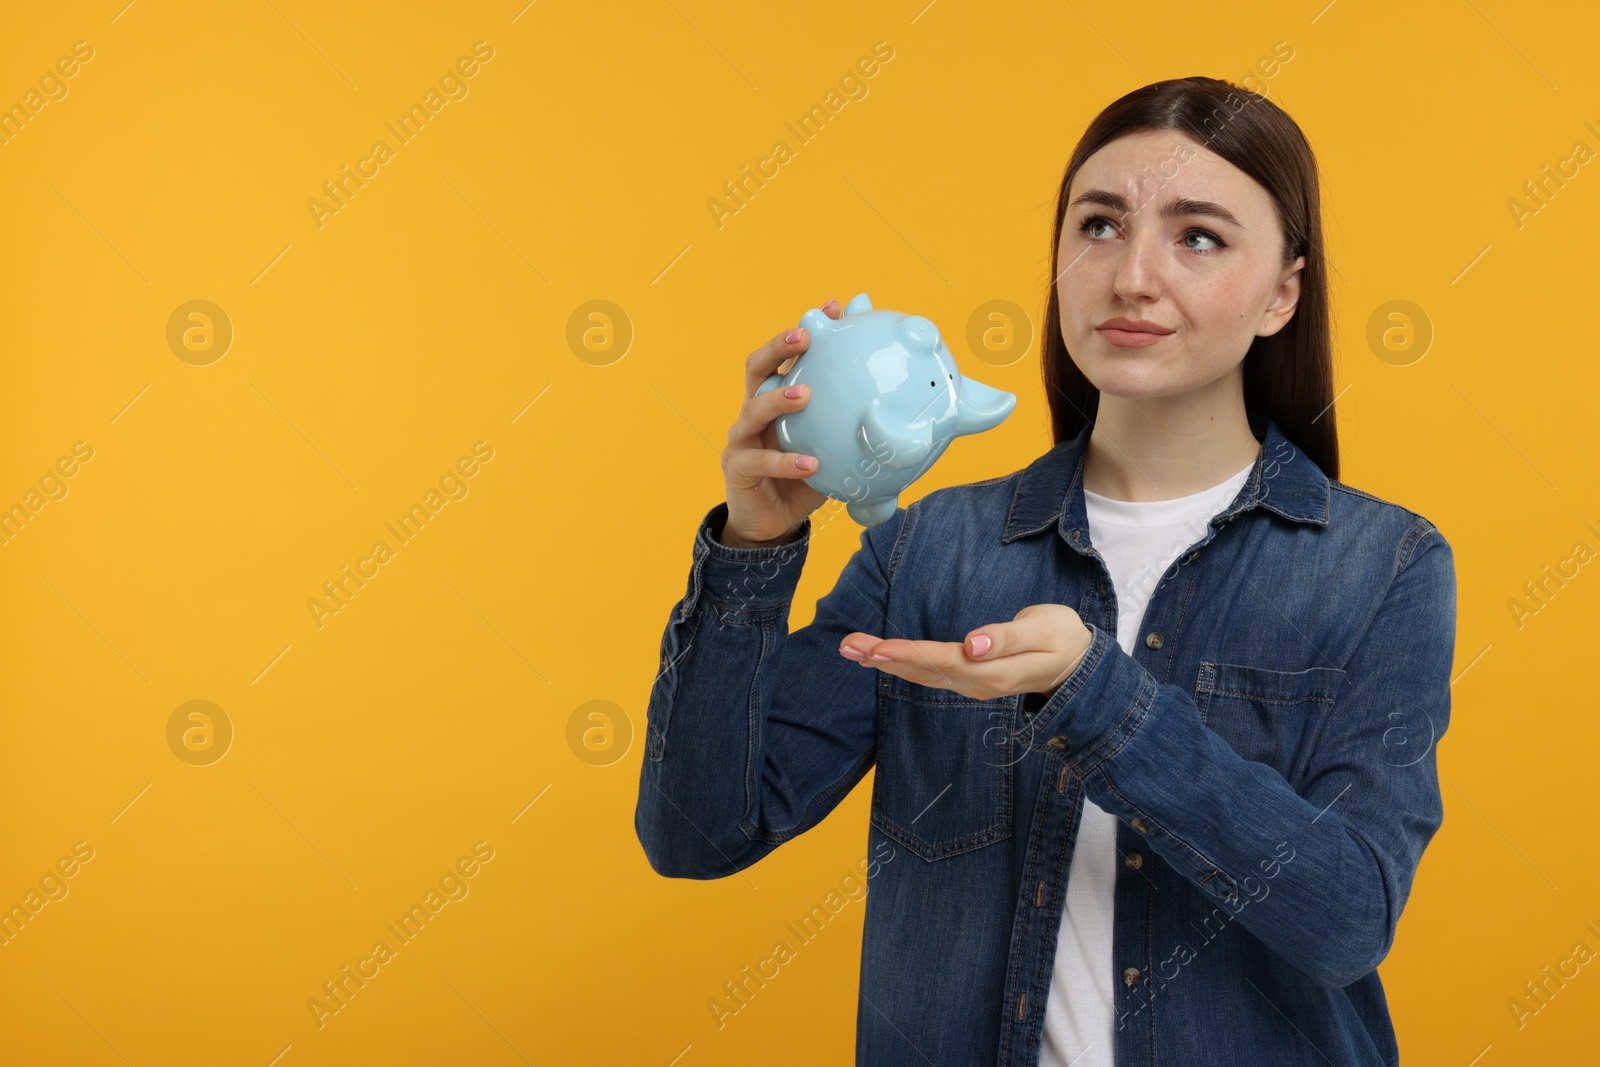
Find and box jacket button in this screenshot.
[1046,736,1067,750]
[1123,851,1142,869]
[1122,967,1142,986]
[1130,817,1150,834]
[1144,632,1163,650]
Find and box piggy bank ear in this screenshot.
[799,307,833,335]
[899,315,940,350]
[843,293,873,315]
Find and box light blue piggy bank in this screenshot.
[757,292,1017,527]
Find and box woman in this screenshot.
[635,76,1456,1067]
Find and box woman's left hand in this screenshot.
[839,604,1094,702]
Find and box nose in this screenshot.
[1110,231,1162,303]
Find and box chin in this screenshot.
[1078,353,1167,393]
[1090,380,1178,401]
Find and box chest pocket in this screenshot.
[869,672,1014,862]
[1194,662,1348,783]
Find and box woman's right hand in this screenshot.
[719,298,844,548]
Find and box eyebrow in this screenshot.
[1070,189,1244,228]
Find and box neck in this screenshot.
[1080,390,1261,502]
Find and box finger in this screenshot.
[746,326,811,398]
[861,638,965,684]
[721,442,818,488]
[965,605,1059,659]
[840,634,938,669]
[838,631,881,661]
[773,298,844,374]
[963,623,1026,660]
[865,642,996,700]
[726,381,814,451]
[844,634,1032,701]
[764,299,844,382]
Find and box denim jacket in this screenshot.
[635,414,1457,1066]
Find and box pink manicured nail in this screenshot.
[840,646,864,661]
[970,635,992,657]
[784,329,802,344]
[785,385,803,398]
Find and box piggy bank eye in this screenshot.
[929,380,936,387]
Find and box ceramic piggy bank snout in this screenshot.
[756,292,1016,527]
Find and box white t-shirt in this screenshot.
[1038,458,1254,1067]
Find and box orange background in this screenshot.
[1,1,1595,1063]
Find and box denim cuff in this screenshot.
[683,502,812,619]
[1029,622,1153,774]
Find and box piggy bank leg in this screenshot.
[847,498,899,527]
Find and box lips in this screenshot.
[1095,317,1173,349]
[1096,317,1174,335]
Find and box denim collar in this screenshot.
[1001,412,1331,545]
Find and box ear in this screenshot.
[1258,254,1306,337]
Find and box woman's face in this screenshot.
[1056,129,1306,404]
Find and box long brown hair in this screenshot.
[1040,76,1339,480]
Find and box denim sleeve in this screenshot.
[1033,518,1457,989]
[634,501,903,879]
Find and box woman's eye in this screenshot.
[1077,213,1226,254]
[1079,214,1116,240]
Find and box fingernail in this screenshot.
[970,635,992,657]
[824,299,838,311]
[840,645,864,661]
[785,329,802,344]
[797,456,816,470]
[785,385,803,398]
